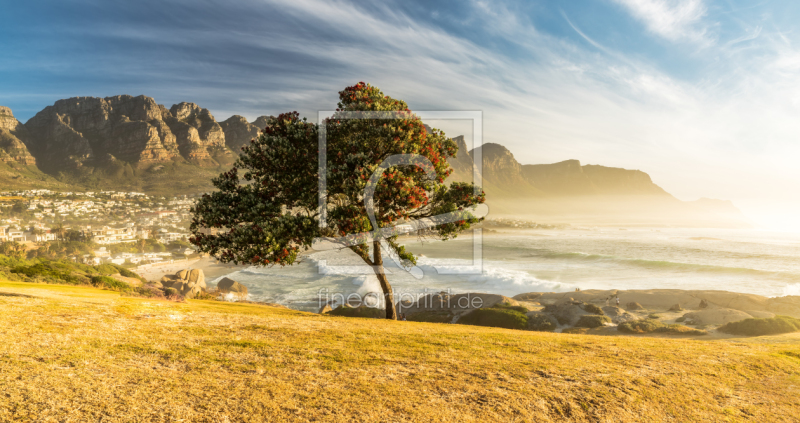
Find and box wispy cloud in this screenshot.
[611,0,713,44]
[3,0,800,228]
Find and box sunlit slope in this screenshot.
[1,280,799,422]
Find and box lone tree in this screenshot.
[189,82,485,319]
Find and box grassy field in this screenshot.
[1,280,800,422]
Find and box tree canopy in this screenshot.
[190,82,485,319]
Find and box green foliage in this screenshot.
[0,254,147,289]
[26,240,96,260]
[10,261,88,285]
[94,263,146,282]
[527,314,557,332]
[190,82,485,272]
[718,316,800,337]
[328,305,385,319]
[91,275,131,292]
[575,315,612,328]
[0,242,26,260]
[618,320,707,336]
[491,302,530,314]
[581,304,605,315]
[406,310,454,323]
[457,308,529,330]
[618,320,663,333]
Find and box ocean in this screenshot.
[210,227,800,312]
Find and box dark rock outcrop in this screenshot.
[219,114,272,152]
[217,277,248,296]
[160,268,207,299]
[0,106,37,165]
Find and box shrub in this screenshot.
[406,310,454,323]
[94,263,147,283]
[718,316,800,337]
[562,328,589,335]
[657,324,707,336]
[91,275,131,292]
[328,305,385,319]
[457,308,528,330]
[114,265,146,282]
[127,285,166,299]
[491,302,530,314]
[95,264,119,275]
[618,320,663,334]
[581,304,605,315]
[528,314,557,332]
[618,319,707,336]
[575,315,611,328]
[11,262,86,285]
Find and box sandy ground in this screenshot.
[134,256,247,283]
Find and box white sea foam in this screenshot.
[782,283,800,297]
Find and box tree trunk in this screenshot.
[373,240,397,320]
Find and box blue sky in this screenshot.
[3,0,800,228]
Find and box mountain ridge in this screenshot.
[0,97,750,226]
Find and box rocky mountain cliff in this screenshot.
[447,142,671,199]
[21,95,271,170]
[219,115,272,153]
[0,106,37,165]
[445,140,749,227]
[1,97,749,226]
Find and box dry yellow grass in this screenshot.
[1,280,800,422]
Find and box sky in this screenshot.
[2,0,800,230]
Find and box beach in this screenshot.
[134,256,248,283]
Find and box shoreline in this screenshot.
[134,256,248,283]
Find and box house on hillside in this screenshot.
[90,226,137,244]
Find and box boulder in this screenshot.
[217,277,248,295]
[319,304,333,314]
[160,275,178,286]
[184,285,202,300]
[177,269,189,280]
[172,281,188,295]
[699,299,709,309]
[188,269,204,286]
[669,303,684,312]
[683,309,753,326]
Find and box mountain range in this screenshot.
[0,96,749,227]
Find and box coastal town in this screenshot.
[0,189,198,266]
